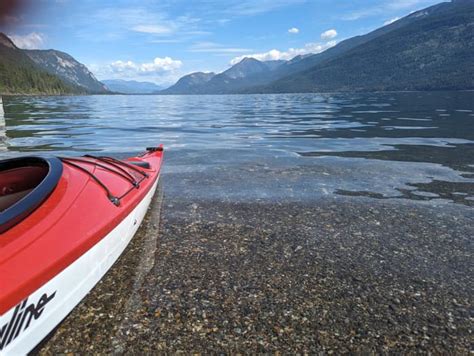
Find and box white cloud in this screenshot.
[189,41,251,54]
[110,57,183,76]
[94,8,201,40]
[320,29,337,40]
[343,0,435,20]
[90,57,184,86]
[132,25,173,35]
[384,17,401,25]
[142,57,182,72]
[90,62,182,87]
[109,61,136,72]
[230,40,337,65]
[225,0,306,16]
[288,27,299,34]
[9,32,46,49]
[387,0,432,10]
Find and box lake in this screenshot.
[2,91,473,206]
[6,92,471,353]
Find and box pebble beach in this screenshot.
[38,171,473,354]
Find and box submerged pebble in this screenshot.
[38,180,473,354]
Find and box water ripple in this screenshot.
[1,92,473,205]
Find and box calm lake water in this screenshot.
[1,92,473,206]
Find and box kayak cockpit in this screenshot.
[0,157,63,233]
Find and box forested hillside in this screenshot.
[254,0,474,93]
[0,33,86,95]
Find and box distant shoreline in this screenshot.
[0,92,120,97]
[1,88,474,97]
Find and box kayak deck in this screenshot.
[0,148,163,316]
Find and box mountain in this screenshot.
[250,0,474,93]
[265,3,451,82]
[199,58,280,94]
[160,72,215,94]
[102,79,162,94]
[25,50,109,94]
[162,58,287,94]
[263,60,287,71]
[221,57,272,79]
[161,0,473,95]
[0,33,83,95]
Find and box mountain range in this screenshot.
[102,79,163,94]
[161,0,474,94]
[0,0,472,96]
[0,33,109,95]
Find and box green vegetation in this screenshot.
[254,1,474,93]
[0,62,83,95]
[0,34,84,95]
[26,50,110,94]
[163,1,474,94]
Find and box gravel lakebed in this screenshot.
[38,175,473,354]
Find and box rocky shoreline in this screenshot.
[38,178,473,354]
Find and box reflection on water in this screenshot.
[1,92,473,206]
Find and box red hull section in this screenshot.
[0,147,164,315]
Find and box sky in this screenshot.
[1,0,445,86]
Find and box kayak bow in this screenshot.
[0,145,163,354]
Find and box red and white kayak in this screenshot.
[0,145,164,354]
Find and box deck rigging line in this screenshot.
[59,156,149,206]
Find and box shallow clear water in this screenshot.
[1,92,473,205]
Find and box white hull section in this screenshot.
[0,177,159,355]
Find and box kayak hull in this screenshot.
[0,176,159,354]
[0,148,163,354]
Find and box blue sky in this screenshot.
[2,0,444,86]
